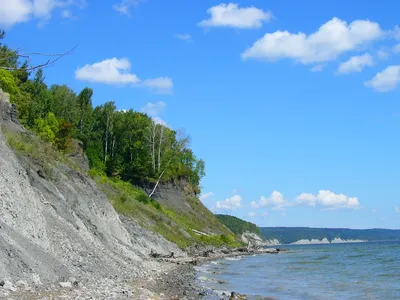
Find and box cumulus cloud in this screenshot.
[199,192,214,202]
[296,193,317,206]
[393,43,400,54]
[75,58,173,93]
[295,190,360,210]
[76,58,140,85]
[0,0,86,27]
[215,194,242,210]
[242,17,383,64]
[337,53,373,74]
[250,191,285,210]
[141,101,166,117]
[113,0,140,16]
[173,33,192,41]
[198,3,272,29]
[365,65,400,92]
[142,77,173,94]
[310,64,325,72]
[317,190,359,209]
[141,102,168,127]
[377,49,390,60]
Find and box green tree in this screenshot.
[34,112,59,144]
[77,87,93,134]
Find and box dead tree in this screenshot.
[0,45,78,71]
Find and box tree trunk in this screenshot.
[104,114,109,163]
[157,126,164,171]
[149,169,165,198]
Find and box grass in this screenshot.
[2,127,242,249]
[2,127,84,179]
[91,171,242,249]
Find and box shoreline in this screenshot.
[0,247,284,299]
[147,246,286,299]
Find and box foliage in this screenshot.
[259,227,400,244]
[0,31,242,249]
[0,32,205,194]
[216,214,261,236]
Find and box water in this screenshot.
[196,241,400,299]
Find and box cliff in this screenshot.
[0,92,183,285]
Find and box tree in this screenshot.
[0,31,77,72]
[33,112,59,144]
[101,101,116,164]
[77,87,93,134]
[148,130,190,197]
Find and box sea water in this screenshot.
[196,241,400,299]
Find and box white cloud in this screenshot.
[310,64,325,72]
[113,0,140,16]
[394,206,400,213]
[76,58,140,85]
[377,49,390,60]
[242,17,383,64]
[75,58,173,93]
[393,43,400,54]
[174,33,192,41]
[151,116,167,127]
[294,190,360,210]
[199,192,214,202]
[317,190,360,209]
[250,191,285,209]
[215,194,242,210]
[0,0,86,27]
[142,77,173,94]
[365,65,400,92]
[141,101,166,117]
[296,193,317,206]
[337,53,373,74]
[141,102,168,127]
[198,3,272,29]
[248,212,257,217]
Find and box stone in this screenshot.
[15,280,28,288]
[1,280,16,292]
[59,282,72,288]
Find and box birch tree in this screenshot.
[147,121,157,173]
[148,130,189,198]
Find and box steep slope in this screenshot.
[0,94,182,285]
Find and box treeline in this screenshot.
[0,31,205,193]
[216,214,261,236]
[260,227,400,244]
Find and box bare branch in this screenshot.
[0,45,78,71]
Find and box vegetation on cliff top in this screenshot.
[0,31,205,195]
[0,31,240,249]
[216,214,261,236]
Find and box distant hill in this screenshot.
[260,227,400,244]
[216,214,261,236]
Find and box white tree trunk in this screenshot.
[157,126,164,172]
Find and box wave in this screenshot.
[225,256,243,261]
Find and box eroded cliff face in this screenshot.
[0,93,183,285]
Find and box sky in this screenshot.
[1,0,400,229]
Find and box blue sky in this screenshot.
[2,0,400,229]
